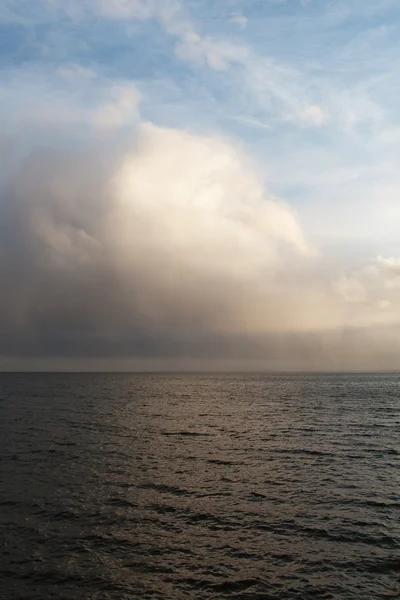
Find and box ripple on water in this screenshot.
[0,372,399,600]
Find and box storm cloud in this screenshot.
[1,115,400,371]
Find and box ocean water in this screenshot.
[0,373,399,600]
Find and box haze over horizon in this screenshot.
[2,0,400,371]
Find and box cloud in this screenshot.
[2,89,400,370]
[5,0,381,134]
[335,256,400,310]
[175,34,248,70]
[83,0,331,126]
[0,115,328,364]
[95,0,155,19]
[3,107,400,370]
[0,69,141,139]
[91,84,140,129]
[93,0,248,70]
[300,104,327,127]
[3,0,400,369]
[55,63,96,81]
[230,13,248,29]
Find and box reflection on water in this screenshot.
[1,373,399,599]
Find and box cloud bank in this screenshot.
[2,98,400,371]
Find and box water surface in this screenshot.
[1,373,399,599]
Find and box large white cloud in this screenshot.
[0,121,314,337]
[1,107,400,369]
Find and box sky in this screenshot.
[2,0,400,371]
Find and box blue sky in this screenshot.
[2,0,400,369]
[2,0,400,258]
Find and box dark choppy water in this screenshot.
[1,373,400,600]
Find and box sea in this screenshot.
[0,372,399,600]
